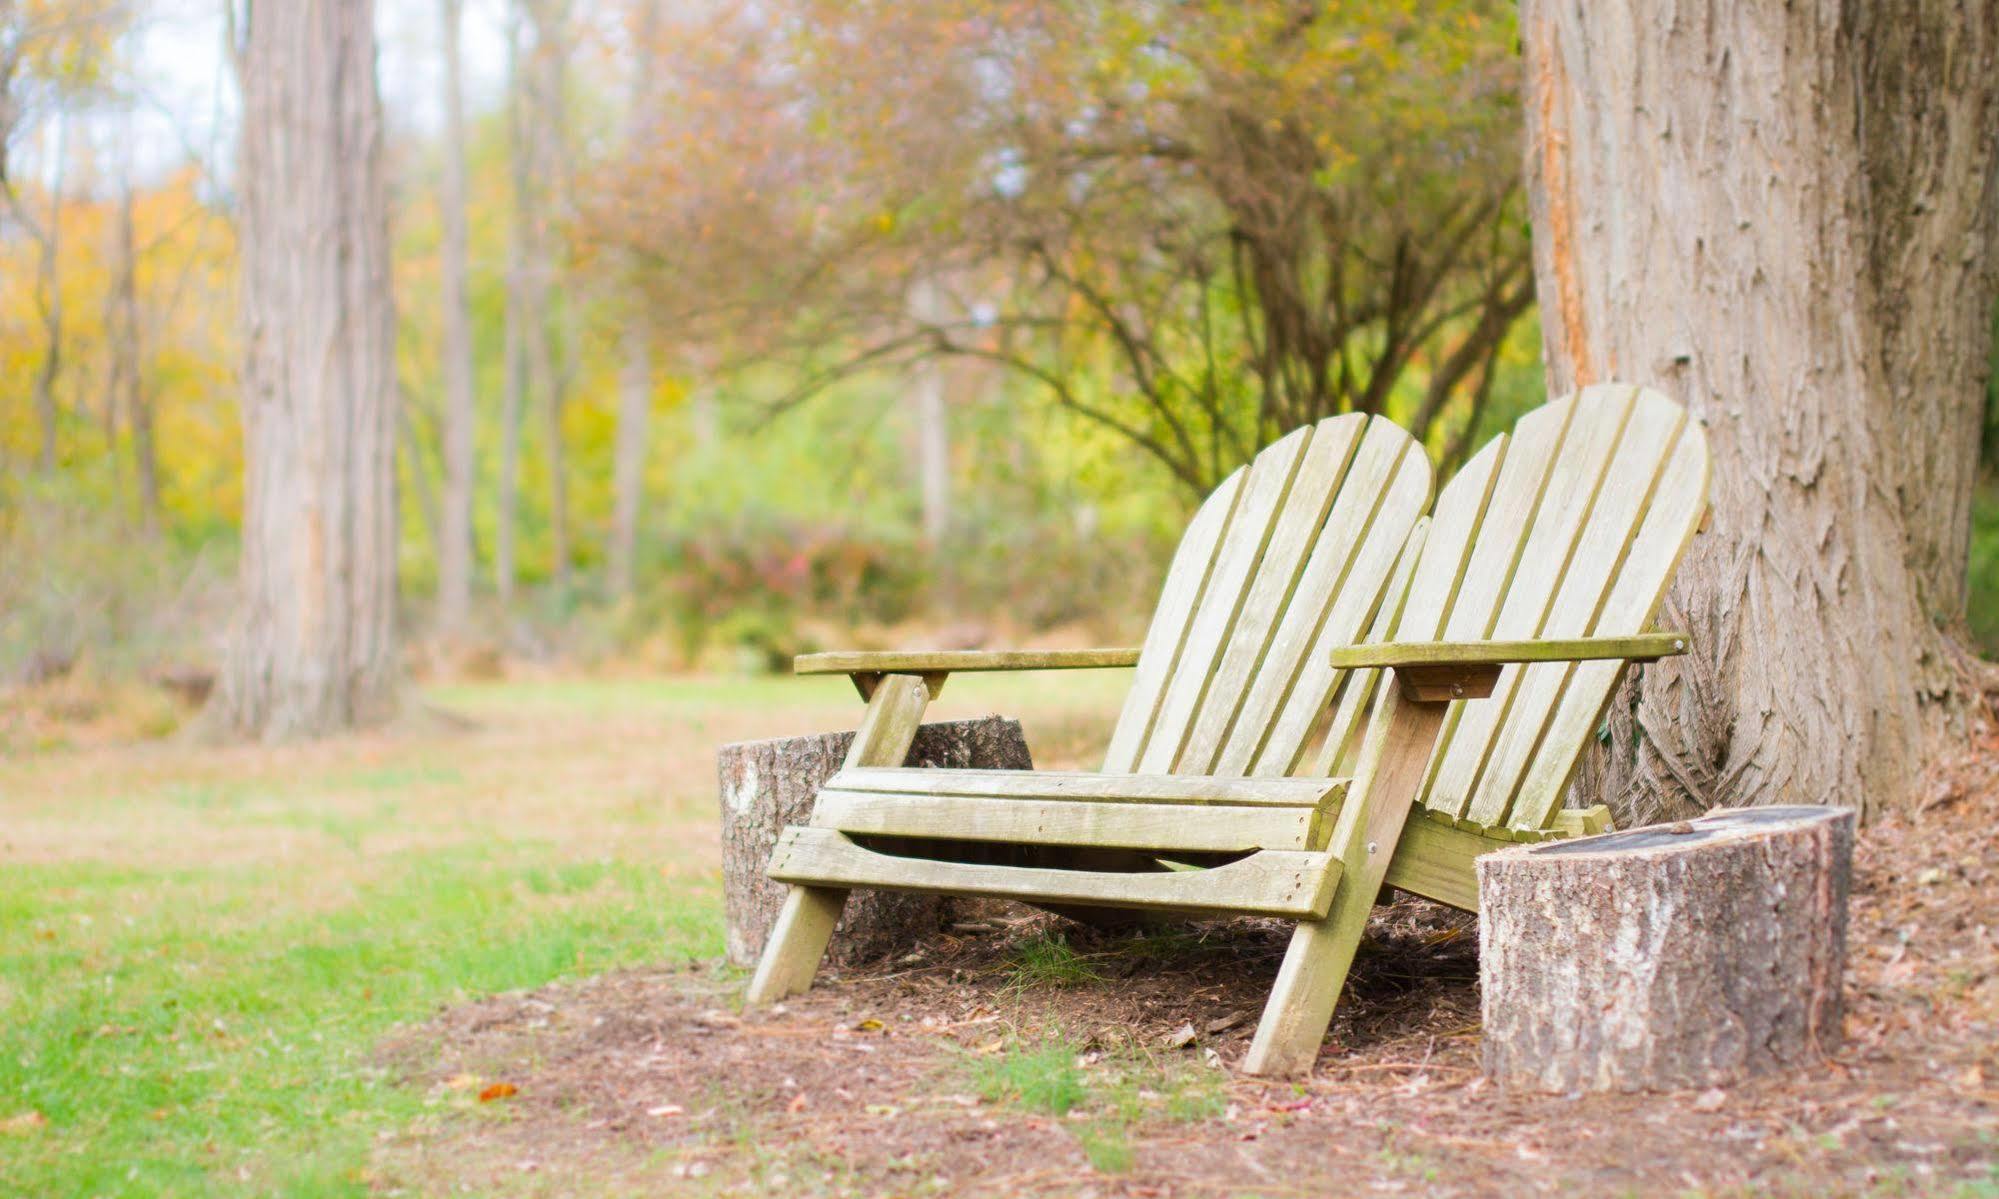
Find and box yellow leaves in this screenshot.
[477,1082,519,1103]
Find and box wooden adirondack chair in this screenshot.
[748,383,1710,1077]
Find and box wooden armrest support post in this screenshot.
[1329,633,1690,704]
[795,648,1143,701]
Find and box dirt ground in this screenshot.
[377,724,1999,1197]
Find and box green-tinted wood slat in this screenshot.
[1246,429,1431,776]
[1467,389,1689,826]
[767,827,1342,918]
[823,767,1341,807]
[1101,467,1245,772]
[1424,386,1640,819]
[810,792,1323,853]
[1176,414,1370,775]
[1506,413,1710,828]
[1138,426,1314,773]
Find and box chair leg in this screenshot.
[745,671,934,1007]
[1241,677,1451,1076]
[744,884,848,1005]
[1240,885,1374,1076]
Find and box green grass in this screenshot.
[1003,934,1104,990]
[969,1037,1088,1116]
[964,1031,1227,1176]
[0,851,719,1198]
[0,669,1129,1197]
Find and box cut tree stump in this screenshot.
[1478,805,1855,1093]
[717,716,1031,968]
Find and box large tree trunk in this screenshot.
[215,0,399,739]
[436,0,477,634]
[1520,1,1999,822]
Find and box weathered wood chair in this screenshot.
[749,383,1710,1076]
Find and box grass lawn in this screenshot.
[0,671,1129,1197]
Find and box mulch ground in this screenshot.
[376,729,1999,1197]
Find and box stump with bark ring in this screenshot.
[717,716,1032,969]
[1478,805,1855,1093]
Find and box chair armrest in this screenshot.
[1328,633,1688,671]
[795,648,1142,677]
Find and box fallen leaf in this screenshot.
[1160,1022,1198,1050]
[855,1018,885,1032]
[1,1111,48,1135]
[478,1083,519,1103]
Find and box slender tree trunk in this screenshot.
[915,366,950,546]
[610,326,650,597]
[1520,0,1999,822]
[215,0,400,739]
[908,277,952,546]
[30,114,65,473]
[436,0,477,634]
[608,0,661,601]
[399,393,443,566]
[508,0,571,599]
[106,139,150,523]
[495,14,528,607]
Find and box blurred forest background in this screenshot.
[3,0,1996,743]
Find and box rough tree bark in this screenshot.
[1521,1,1999,822]
[1479,806,1854,1092]
[436,0,477,634]
[718,717,1032,969]
[215,0,399,739]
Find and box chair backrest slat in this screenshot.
[1134,425,1316,774]
[1179,417,1370,775]
[1404,383,1710,827]
[1243,422,1429,777]
[1103,414,1429,778]
[1100,468,1245,773]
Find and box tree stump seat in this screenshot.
[716,716,1032,969]
[1478,805,1855,1093]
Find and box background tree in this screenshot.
[597,0,1533,495]
[1520,0,1999,821]
[436,0,477,633]
[608,0,660,601]
[212,0,399,738]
